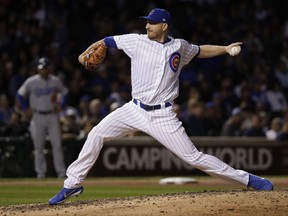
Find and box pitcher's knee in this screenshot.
[181,151,203,166]
[88,126,109,140]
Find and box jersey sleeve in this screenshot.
[113,34,140,58]
[17,79,30,96]
[181,40,200,65]
[17,79,31,110]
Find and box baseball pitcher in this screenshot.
[49,8,273,205]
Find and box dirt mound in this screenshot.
[1,190,288,216]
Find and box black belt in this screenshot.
[34,110,53,115]
[133,99,171,111]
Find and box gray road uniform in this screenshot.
[17,71,67,178]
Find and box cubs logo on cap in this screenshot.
[140,8,171,24]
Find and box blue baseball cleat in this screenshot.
[49,186,84,205]
[247,174,273,190]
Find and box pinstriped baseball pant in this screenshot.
[64,101,249,188]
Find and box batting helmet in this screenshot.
[37,57,50,70]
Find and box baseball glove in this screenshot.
[84,43,106,71]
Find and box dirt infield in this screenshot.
[0,177,287,216]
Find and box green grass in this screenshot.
[0,183,202,206]
[0,177,201,206]
[0,176,285,206]
[0,185,54,205]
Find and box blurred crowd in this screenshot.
[1,0,288,141]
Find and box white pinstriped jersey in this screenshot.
[17,74,68,111]
[113,34,199,105]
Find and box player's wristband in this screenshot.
[104,36,117,48]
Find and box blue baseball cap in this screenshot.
[140,8,171,24]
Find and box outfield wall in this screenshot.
[0,136,287,177]
[91,137,287,177]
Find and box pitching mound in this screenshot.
[1,189,288,216]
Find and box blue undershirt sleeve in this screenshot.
[60,95,67,110]
[16,93,28,111]
[104,36,117,49]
